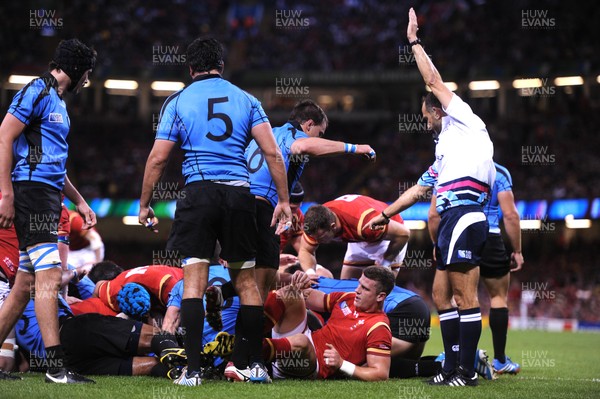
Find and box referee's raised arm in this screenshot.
[407,8,453,109]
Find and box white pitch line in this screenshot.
[515,376,600,383]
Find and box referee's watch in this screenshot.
[409,38,422,47]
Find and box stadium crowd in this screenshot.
[1,0,598,79]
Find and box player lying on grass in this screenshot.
[262,266,394,381]
[12,266,185,378]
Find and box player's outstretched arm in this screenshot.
[291,138,376,162]
[138,139,176,231]
[381,220,410,264]
[323,344,390,381]
[407,7,453,109]
[297,236,319,275]
[366,184,432,229]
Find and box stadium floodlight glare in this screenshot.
[597,75,600,84]
[512,78,543,89]
[565,214,591,229]
[520,220,541,230]
[8,75,38,84]
[122,216,140,226]
[104,79,139,90]
[151,81,185,92]
[554,76,583,86]
[468,80,500,91]
[405,220,427,230]
[425,82,457,92]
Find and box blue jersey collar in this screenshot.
[192,73,222,82]
[41,72,60,97]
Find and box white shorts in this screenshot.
[0,280,9,308]
[68,247,104,268]
[343,240,407,269]
[271,313,318,379]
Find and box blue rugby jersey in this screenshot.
[484,163,513,234]
[246,121,309,208]
[155,74,269,184]
[16,296,72,359]
[8,73,70,190]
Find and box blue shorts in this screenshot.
[436,205,488,270]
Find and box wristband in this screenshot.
[339,360,356,376]
[409,38,422,47]
[305,268,316,276]
[344,143,357,153]
[381,211,391,224]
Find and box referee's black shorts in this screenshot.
[255,198,280,269]
[60,314,142,376]
[479,233,510,278]
[387,296,431,343]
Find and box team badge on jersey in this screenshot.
[48,113,64,123]
[340,301,351,316]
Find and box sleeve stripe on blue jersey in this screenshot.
[14,79,39,110]
[158,90,182,124]
[494,164,513,188]
[31,78,53,110]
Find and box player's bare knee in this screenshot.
[287,334,310,355]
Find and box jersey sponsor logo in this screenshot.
[457,250,472,259]
[48,113,63,123]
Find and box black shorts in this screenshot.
[387,296,431,343]
[60,314,141,376]
[255,198,280,269]
[480,233,510,278]
[166,181,257,263]
[436,205,488,270]
[12,181,61,250]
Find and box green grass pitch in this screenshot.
[3,327,599,399]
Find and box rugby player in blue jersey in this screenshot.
[0,39,97,383]
[139,37,291,386]
[243,100,375,300]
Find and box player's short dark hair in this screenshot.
[422,92,442,112]
[303,205,335,236]
[289,99,328,127]
[284,262,303,274]
[187,37,224,74]
[290,182,304,204]
[87,261,124,284]
[363,266,395,296]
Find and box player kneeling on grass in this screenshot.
[262,266,393,381]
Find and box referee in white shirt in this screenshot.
[367,8,495,387]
